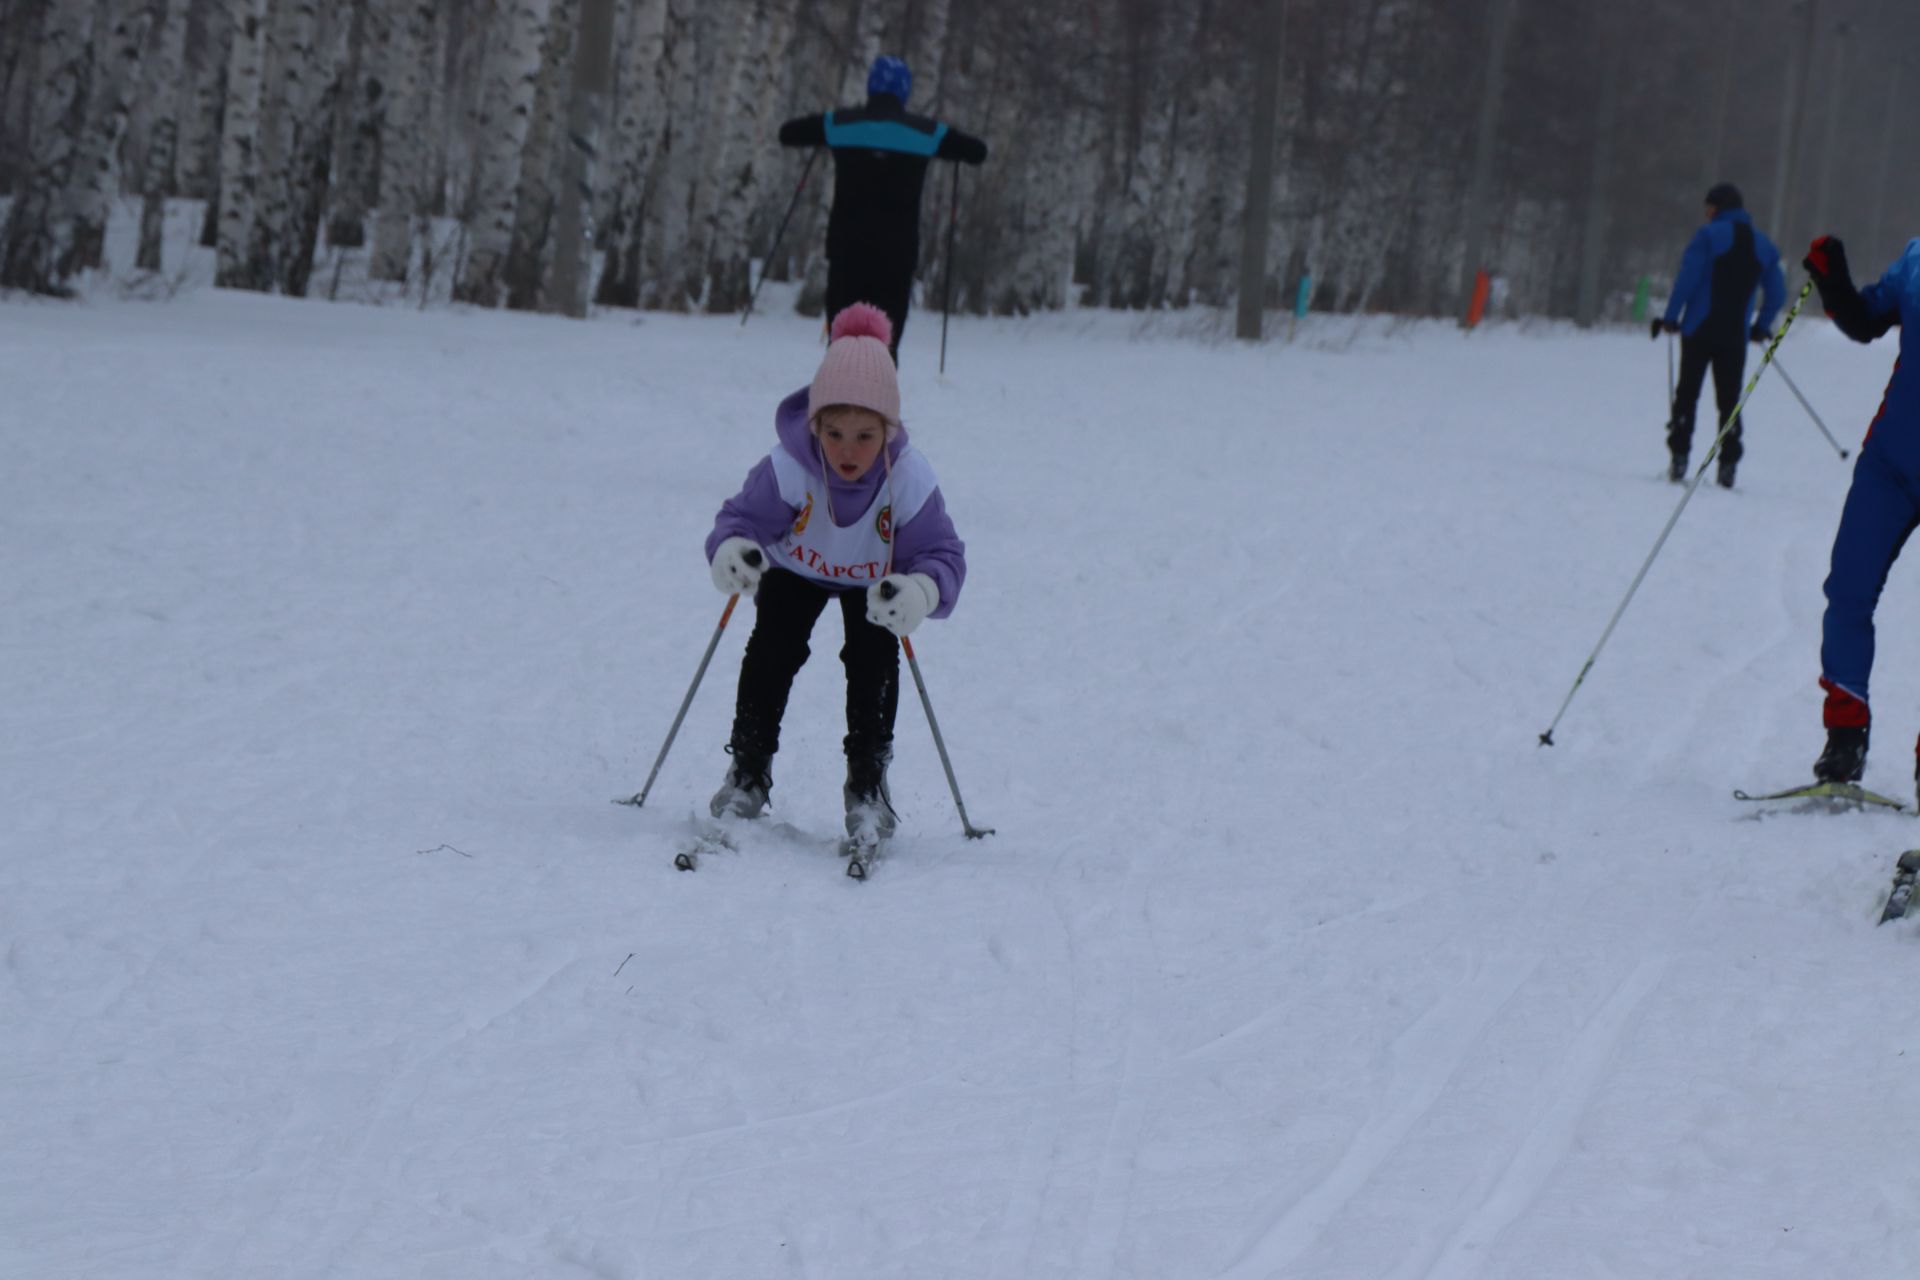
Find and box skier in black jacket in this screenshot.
[779,56,988,357]
[1650,183,1786,487]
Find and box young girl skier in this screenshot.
[704,303,966,847]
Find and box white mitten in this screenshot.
[866,573,938,637]
[710,537,765,596]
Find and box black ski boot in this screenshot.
[843,750,898,843]
[1668,450,1687,483]
[709,747,773,819]
[1716,456,1737,489]
[1813,725,1868,784]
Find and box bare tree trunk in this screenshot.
[1766,0,1818,240]
[701,0,793,313]
[137,0,192,271]
[1574,15,1621,328]
[1235,0,1285,339]
[0,0,89,293]
[280,2,349,295]
[503,0,578,311]
[593,0,668,307]
[455,0,548,306]
[326,0,378,248]
[214,0,268,290]
[369,0,434,280]
[54,0,153,279]
[546,0,615,316]
[0,0,46,199]
[636,0,698,310]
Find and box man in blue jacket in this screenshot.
[779,56,988,358]
[1803,233,1920,787]
[1652,184,1786,487]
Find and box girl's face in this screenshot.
[815,407,888,481]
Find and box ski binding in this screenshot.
[840,832,885,880]
[674,817,739,871]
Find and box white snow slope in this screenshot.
[6,255,1920,1278]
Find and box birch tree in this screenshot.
[0,0,91,294]
[326,0,381,249]
[1236,0,1285,338]
[547,0,616,316]
[136,0,193,271]
[701,0,795,313]
[592,0,668,306]
[635,0,701,310]
[214,0,268,289]
[279,2,350,295]
[368,0,435,280]
[503,0,579,311]
[54,0,153,278]
[455,0,548,306]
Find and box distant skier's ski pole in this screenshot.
[1771,355,1850,460]
[939,163,961,376]
[741,150,821,327]
[617,595,741,806]
[1666,332,1675,409]
[1540,281,1813,747]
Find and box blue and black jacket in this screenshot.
[1662,208,1786,345]
[779,95,987,272]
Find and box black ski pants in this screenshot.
[728,568,899,769]
[826,257,913,359]
[1668,335,1749,469]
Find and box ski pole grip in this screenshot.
[879,579,898,600]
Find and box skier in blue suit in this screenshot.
[1652,183,1786,487]
[1804,233,1920,787]
[779,56,988,358]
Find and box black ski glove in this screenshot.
[1649,318,1676,341]
[1750,325,1772,344]
[1804,235,1849,285]
[1804,234,1893,343]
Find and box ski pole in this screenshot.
[1771,355,1850,460]
[741,149,821,327]
[1658,330,1674,410]
[616,594,741,806]
[939,162,960,376]
[899,635,993,838]
[1539,279,1813,747]
[878,579,991,836]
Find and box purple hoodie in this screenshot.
[706,387,967,617]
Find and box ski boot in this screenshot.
[841,751,897,878]
[1716,456,1737,489]
[1666,414,1691,483]
[1813,725,1868,784]
[709,748,773,820]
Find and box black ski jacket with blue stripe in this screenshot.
[779,95,987,271]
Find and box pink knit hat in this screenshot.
[809,304,900,429]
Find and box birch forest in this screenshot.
[2,0,1917,325]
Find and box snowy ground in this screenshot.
[6,207,1920,1278]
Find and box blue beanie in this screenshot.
[867,56,911,104]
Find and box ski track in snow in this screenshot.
[1214,956,1539,1280]
[1401,956,1667,1280]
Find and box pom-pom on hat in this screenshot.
[867,55,912,105]
[809,303,901,429]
